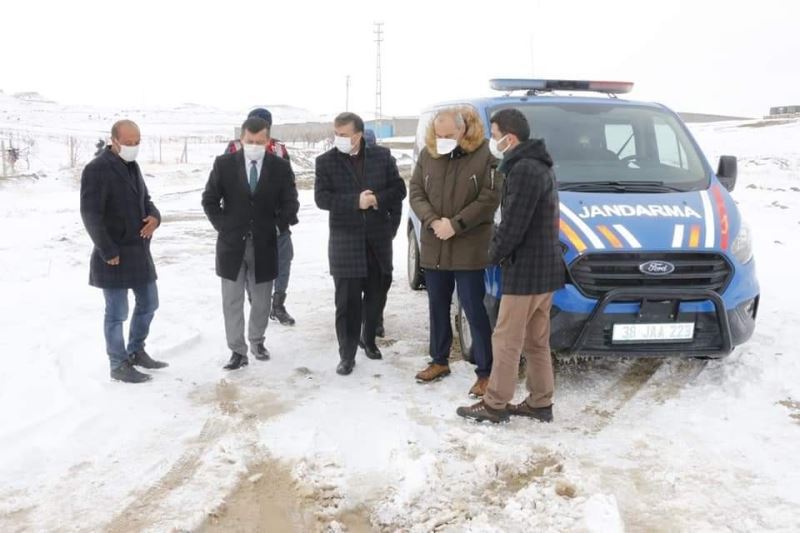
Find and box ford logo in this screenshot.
[639,260,676,276]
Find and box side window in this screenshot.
[414,111,435,161]
[654,118,689,169]
[605,124,637,159]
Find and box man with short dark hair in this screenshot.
[203,117,299,370]
[225,108,298,326]
[314,112,406,375]
[457,108,564,423]
[80,119,167,383]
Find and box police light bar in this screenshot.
[490,79,634,95]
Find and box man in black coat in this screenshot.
[457,108,565,424]
[80,120,168,383]
[202,117,299,370]
[314,112,406,375]
[224,108,298,326]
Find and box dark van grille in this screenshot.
[570,252,732,299]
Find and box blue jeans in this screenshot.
[274,231,294,295]
[102,282,159,369]
[424,269,493,377]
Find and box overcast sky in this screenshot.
[2,0,797,118]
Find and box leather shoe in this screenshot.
[251,343,270,361]
[336,359,355,376]
[224,352,249,371]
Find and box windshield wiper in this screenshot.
[558,180,685,193]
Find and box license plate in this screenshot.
[611,322,695,343]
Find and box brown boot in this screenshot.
[507,402,554,423]
[415,363,451,383]
[468,377,489,398]
[456,400,510,424]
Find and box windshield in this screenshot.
[489,102,709,192]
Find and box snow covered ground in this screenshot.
[1,106,799,532]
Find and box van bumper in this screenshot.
[547,288,759,358]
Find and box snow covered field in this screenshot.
[1,98,799,532]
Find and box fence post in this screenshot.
[1,140,6,177]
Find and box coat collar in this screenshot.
[102,147,141,196]
[334,139,370,184]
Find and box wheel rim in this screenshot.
[407,232,418,285]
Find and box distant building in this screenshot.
[769,105,800,117]
[265,116,419,143]
[365,120,394,139]
[678,112,751,123]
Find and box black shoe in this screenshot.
[270,292,296,326]
[131,350,168,369]
[251,343,270,361]
[456,400,510,423]
[336,359,355,376]
[224,352,249,370]
[361,340,383,360]
[111,361,152,383]
[507,402,553,423]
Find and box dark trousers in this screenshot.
[366,273,392,329]
[334,249,390,361]
[424,269,493,377]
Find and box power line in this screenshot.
[345,74,351,111]
[374,22,383,140]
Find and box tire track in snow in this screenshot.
[569,357,708,436]
[104,380,287,533]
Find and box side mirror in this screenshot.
[717,155,737,192]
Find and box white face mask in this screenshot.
[489,135,509,159]
[243,143,266,162]
[436,138,458,155]
[118,143,139,163]
[334,135,354,154]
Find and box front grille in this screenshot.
[570,252,732,299]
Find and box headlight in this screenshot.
[731,220,753,264]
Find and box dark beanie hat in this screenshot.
[248,108,273,127]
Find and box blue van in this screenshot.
[407,79,759,358]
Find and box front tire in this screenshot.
[407,227,424,290]
[455,300,475,364]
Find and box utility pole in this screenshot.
[345,75,351,111]
[374,22,383,140]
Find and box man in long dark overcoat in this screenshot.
[314,112,406,375]
[80,120,168,383]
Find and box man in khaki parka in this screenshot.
[409,107,501,396]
